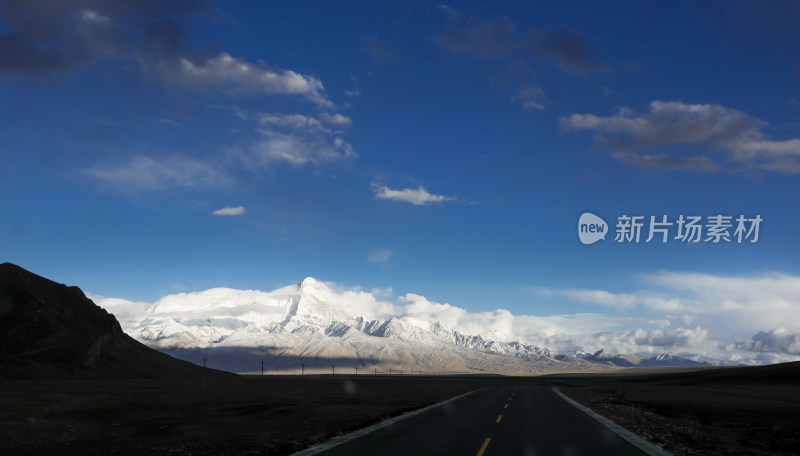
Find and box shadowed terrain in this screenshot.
[1,263,798,455]
[0,375,540,455]
[552,362,800,455]
[2,367,799,455]
[0,263,231,380]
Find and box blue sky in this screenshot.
[3,1,800,362]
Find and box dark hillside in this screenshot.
[0,262,231,380]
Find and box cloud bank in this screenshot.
[92,270,800,366]
[560,100,800,173]
[2,0,359,191]
[87,154,230,190]
[0,0,331,106]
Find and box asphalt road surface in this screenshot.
[314,386,648,456]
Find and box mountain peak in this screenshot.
[299,277,330,293]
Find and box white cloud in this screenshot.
[629,326,708,347]
[252,112,355,166]
[345,75,361,98]
[333,137,355,157]
[252,134,356,166]
[87,132,357,190]
[372,184,455,205]
[0,1,335,116]
[305,283,398,322]
[641,271,800,331]
[398,293,468,328]
[536,287,679,311]
[513,86,547,110]
[540,271,800,363]
[258,113,324,131]
[94,270,800,366]
[213,206,245,216]
[647,319,672,328]
[731,328,800,355]
[368,248,392,264]
[535,326,711,359]
[257,112,351,131]
[78,8,111,25]
[560,100,800,172]
[558,289,637,310]
[161,53,332,107]
[87,154,230,190]
[320,112,353,128]
[87,293,150,322]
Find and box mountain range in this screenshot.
[103,276,708,374]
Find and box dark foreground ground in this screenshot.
[1,365,798,455]
[551,363,800,455]
[0,375,535,455]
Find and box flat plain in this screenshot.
[553,362,800,455]
[1,363,798,455]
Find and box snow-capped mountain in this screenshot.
[576,349,641,367]
[638,353,710,367]
[577,349,710,368]
[102,278,700,374]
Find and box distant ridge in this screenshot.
[107,276,709,374]
[0,262,232,380]
[577,349,710,368]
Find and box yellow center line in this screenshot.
[476,437,491,456]
[496,414,503,423]
[504,403,508,409]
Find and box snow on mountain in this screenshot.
[103,278,697,374]
[576,349,709,368]
[576,349,641,367]
[638,353,710,367]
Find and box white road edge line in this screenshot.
[291,387,488,455]
[552,387,671,456]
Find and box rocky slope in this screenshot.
[0,263,230,379]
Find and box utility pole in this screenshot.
[301,362,304,376]
[261,360,264,376]
[202,356,208,391]
[332,364,335,377]
[374,368,377,376]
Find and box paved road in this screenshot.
[315,386,648,456]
